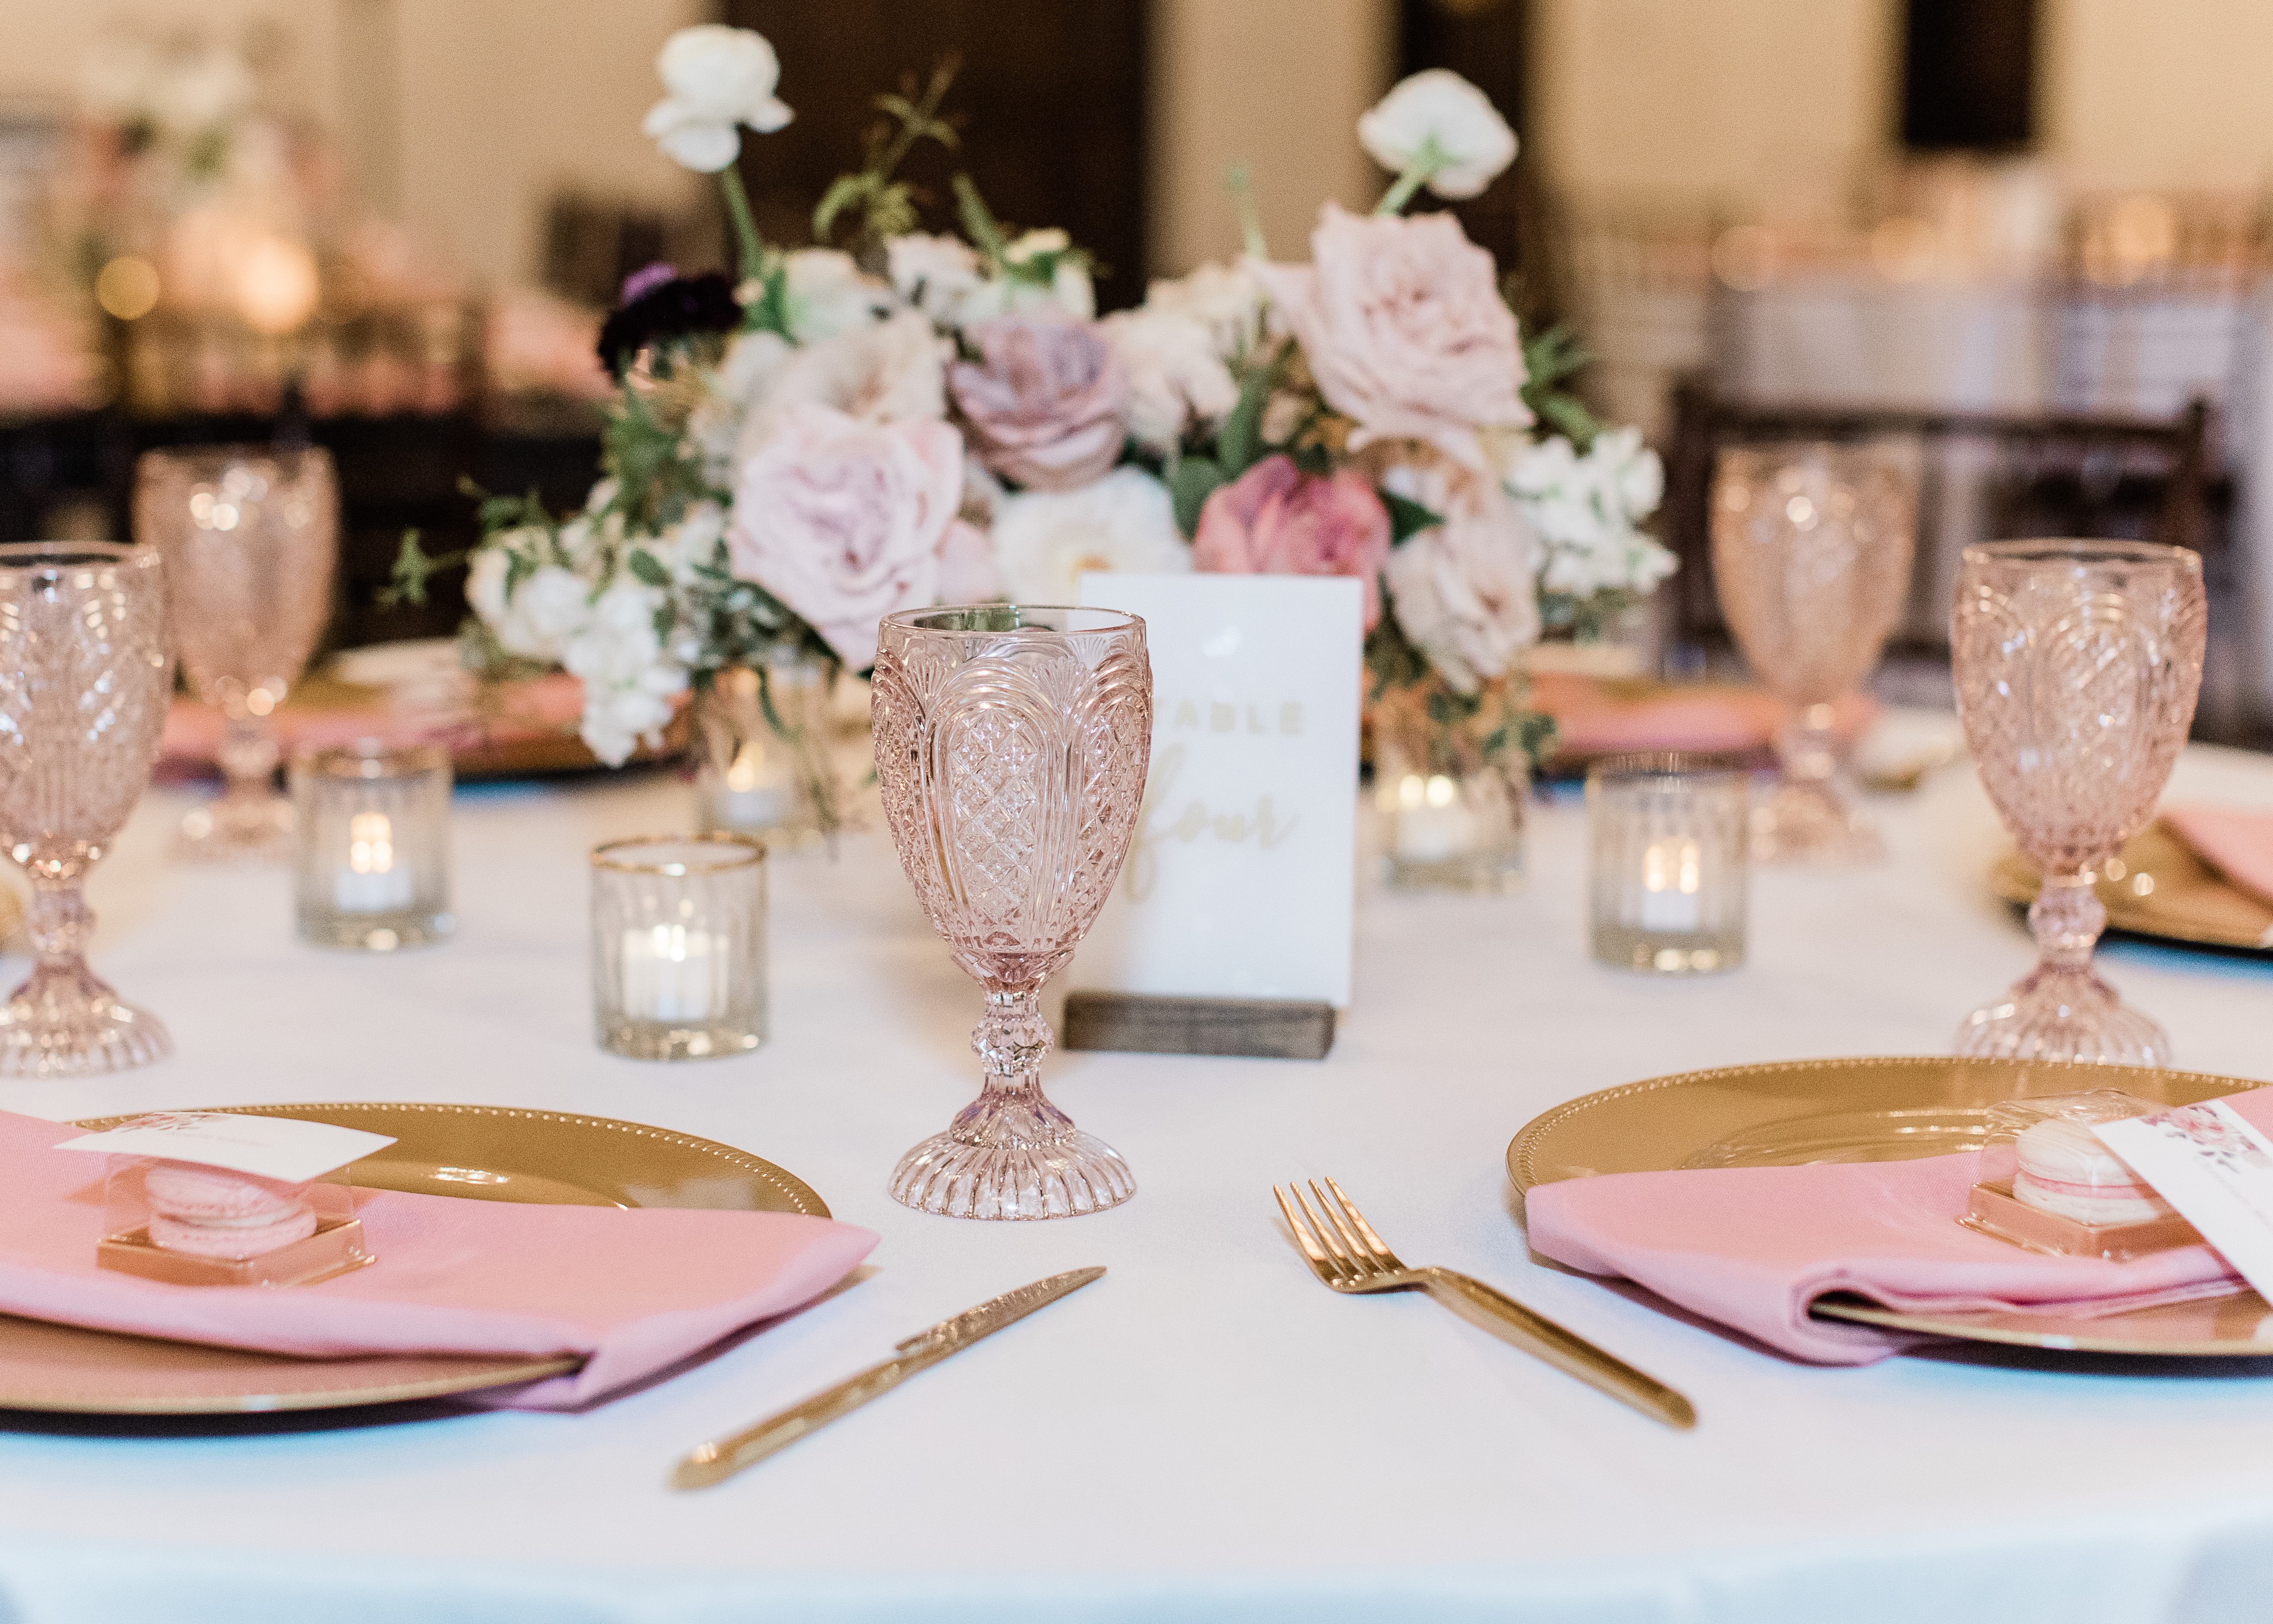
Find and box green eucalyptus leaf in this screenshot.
[1381,491,1443,546]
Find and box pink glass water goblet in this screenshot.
[0,543,174,1075]
[136,445,338,860]
[871,605,1152,1219]
[1951,539,2206,1064]
[1712,443,1918,864]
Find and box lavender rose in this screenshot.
[947,316,1129,492]
[728,404,969,668]
[1248,204,1528,470]
[1191,454,1392,629]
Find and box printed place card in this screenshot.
[2095,1100,2273,1300]
[1073,572,1360,1007]
[56,1112,398,1183]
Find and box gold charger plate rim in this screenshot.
[1989,823,2273,957]
[0,1100,825,1415]
[1507,1055,2271,1358]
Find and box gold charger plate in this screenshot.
[1992,821,2273,957]
[0,1103,826,1415]
[1508,1056,2273,1357]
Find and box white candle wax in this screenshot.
[334,811,415,913]
[1637,836,1703,932]
[620,924,730,1023]
[705,742,790,830]
[1390,773,1476,862]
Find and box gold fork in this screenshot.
[1275,1177,1696,1430]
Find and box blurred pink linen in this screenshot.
[1524,1088,2273,1364]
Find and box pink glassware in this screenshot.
[1712,443,1918,864]
[0,543,174,1075]
[1951,540,2206,1063]
[135,445,337,861]
[871,606,1152,1219]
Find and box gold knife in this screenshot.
[671,1266,1106,1490]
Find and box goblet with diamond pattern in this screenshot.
[872,606,1152,1219]
[1951,540,2206,1064]
[0,543,174,1076]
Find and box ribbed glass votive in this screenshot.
[290,742,453,951]
[1587,753,1748,975]
[590,834,767,1061]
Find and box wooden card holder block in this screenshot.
[1062,992,1336,1061]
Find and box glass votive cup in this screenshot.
[290,741,454,951]
[1586,753,1748,975]
[590,834,768,1061]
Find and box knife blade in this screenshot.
[670,1266,1106,1490]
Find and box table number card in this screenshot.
[2095,1100,2273,1303]
[1071,572,1360,1009]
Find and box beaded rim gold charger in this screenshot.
[1992,820,2273,958]
[1509,1056,2273,1357]
[0,1103,826,1414]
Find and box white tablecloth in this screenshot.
[3,740,2273,1624]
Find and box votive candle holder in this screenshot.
[1587,753,1748,975]
[291,741,453,951]
[590,834,767,1060]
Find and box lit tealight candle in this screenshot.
[706,740,790,830]
[620,921,731,1024]
[1637,836,1703,932]
[334,810,415,914]
[1390,772,1477,862]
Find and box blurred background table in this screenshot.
[0,735,2268,1622]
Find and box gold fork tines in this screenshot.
[1271,1177,1698,1431]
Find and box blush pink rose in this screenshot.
[1247,203,1528,470]
[728,403,967,669]
[1191,454,1392,628]
[947,316,1129,491]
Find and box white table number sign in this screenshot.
[1072,572,1360,1007]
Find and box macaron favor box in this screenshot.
[1961,1091,2206,1262]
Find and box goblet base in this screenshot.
[1955,964,2171,1066]
[889,1129,1136,1220]
[178,793,293,863]
[1750,779,1883,866]
[0,969,171,1078]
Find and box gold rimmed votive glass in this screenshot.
[590,835,767,1061]
[1587,753,1748,975]
[291,742,454,951]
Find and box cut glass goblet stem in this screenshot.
[181,708,293,860]
[1750,702,1883,864]
[0,881,171,1077]
[1957,871,2169,1064]
[888,989,1134,1220]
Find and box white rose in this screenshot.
[474,560,592,664]
[562,576,687,766]
[641,25,792,173]
[1358,69,1519,201]
[887,233,985,325]
[1100,309,1238,456]
[1379,464,1540,694]
[1143,262,1267,359]
[783,248,892,343]
[760,310,946,429]
[990,466,1191,603]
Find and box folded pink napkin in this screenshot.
[2163,804,2273,906]
[1530,673,1877,763]
[1523,1086,2273,1363]
[0,1111,876,1408]
[157,674,589,776]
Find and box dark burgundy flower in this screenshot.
[595,270,742,378]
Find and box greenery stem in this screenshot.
[1226,163,1268,258]
[1374,137,1445,216]
[718,165,766,287]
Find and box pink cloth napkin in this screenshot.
[1523,1087,2273,1364]
[1530,673,1877,762]
[157,674,589,776]
[0,1111,877,1408]
[2163,804,2273,906]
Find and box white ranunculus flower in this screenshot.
[642,25,793,174]
[887,232,985,325]
[990,466,1191,602]
[782,248,892,343]
[476,559,593,663]
[769,311,946,425]
[1143,262,1267,359]
[562,576,688,766]
[1100,309,1238,456]
[1358,69,1519,201]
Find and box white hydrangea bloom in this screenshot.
[561,576,688,766]
[1506,432,1675,601]
[1099,308,1238,456]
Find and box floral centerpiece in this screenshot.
[396,29,1671,861]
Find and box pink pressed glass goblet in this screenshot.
[871,606,1152,1219]
[1951,540,2206,1064]
[136,446,338,861]
[0,543,174,1075]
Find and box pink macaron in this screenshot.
[143,1160,317,1260]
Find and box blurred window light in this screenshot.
[235,235,320,335]
[95,256,161,321]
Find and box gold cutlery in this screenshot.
[671,1266,1106,1490]
[1274,1178,1696,1430]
